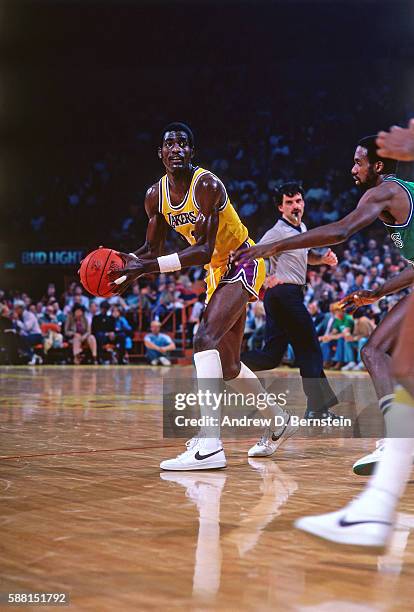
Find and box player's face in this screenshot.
[278,193,305,225]
[159,131,194,172]
[351,146,378,189]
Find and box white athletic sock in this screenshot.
[227,362,289,433]
[194,349,223,443]
[348,390,414,521]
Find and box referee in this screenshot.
[242,181,338,419]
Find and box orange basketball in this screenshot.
[79,248,124,297]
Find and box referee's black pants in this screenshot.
[242,284,337,415]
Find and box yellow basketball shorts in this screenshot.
[205,238,266,304]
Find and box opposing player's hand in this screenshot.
[320,249,338,267]
[232,243,276,266]
[337,290,377,315]
[376,119,414,162]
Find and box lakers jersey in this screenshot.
[158,166,248,269]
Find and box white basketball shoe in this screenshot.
[353,440,385,475]
[160,437,227,471]
[295,501,393,549]
[248,415,297,457]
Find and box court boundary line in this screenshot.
[0,438,252,461]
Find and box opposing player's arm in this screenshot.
[234,183,392,264]
[108,175,224,289]
[338,265,414,314]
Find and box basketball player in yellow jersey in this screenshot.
[109,122,292,471]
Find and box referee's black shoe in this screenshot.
[303,409,340,422]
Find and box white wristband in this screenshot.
[157,253,182,273]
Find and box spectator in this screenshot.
[307,301,327,336]
[91,301,116,361]
[189,292,206,338]
[86,301,99,326]
[342,310,376,371]
[12,300,43,365]
[245,301,266,351]
[66,285,90,310]
[319,305,354,370]
[40,305,64,354]
[0,303,19,364]
[65,305,98,364]
[144,320,176,366]
[111,305,133,364]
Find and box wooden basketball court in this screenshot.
[1,366,414,610]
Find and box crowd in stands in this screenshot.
[0,232,411,368]
[0,271,205,366]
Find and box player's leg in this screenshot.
[295,294,414,548]
[361,295,409,401]
[218,308,295,457]
[274,288,338,418]
[160,281,251,471]
[353,295,409,475]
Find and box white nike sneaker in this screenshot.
[353,439,385,476]
[295,504,393,549]
[160,437,227,471]
[248,416,297,457]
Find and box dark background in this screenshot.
[1,0,414,292]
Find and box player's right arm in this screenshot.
[234,183,393,264]
[338,265,414,314]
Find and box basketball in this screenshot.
[79,248,124,297]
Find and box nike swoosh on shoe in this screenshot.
[338,517,392,527]
[195,449,224,461]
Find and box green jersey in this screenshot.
[383,177,414,264]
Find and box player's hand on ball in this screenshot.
[337,290,377,314]
[321,249,338,267]
[107,252,146,294]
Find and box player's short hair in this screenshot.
[357,135,398,174]
[273,181,305,207]
[161,122,194,148]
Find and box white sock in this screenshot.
[348,394,414,521]
[226,362,289,432]
[194,349,223,445]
